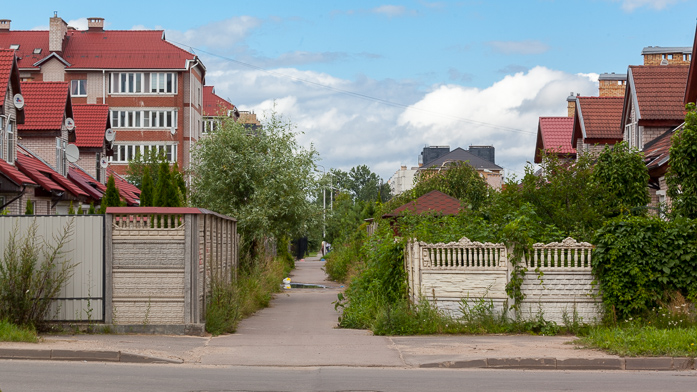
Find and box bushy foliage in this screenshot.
[191,110,319,256]
[592,141,650,216]
[99,175,122,213]
[139,166,154,207]
[153,162,181,207]
[24,200,33,215]
[592,215,697,320]
[0,219,75,328]
[667,103,697,218]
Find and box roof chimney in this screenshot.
[567,92,576,118]
[0,20,10,32]
[49,13,68,52]
[88,17,104,32]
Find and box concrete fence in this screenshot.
[106,207,238,333]
[405,237,601,324]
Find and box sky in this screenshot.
[4,0,697,180]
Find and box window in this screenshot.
[625,123,634,148]
[9,44,19,50]
[203,119,220,134]
[686,54,692,62]
[33,48,42,54]
[109,73,144,94]
[70,80,86,97]
[667,54,674,60]
[6,120,15,164]
[108,143,177,163]
[110,109,177,128]
[149,72,176,94]
[0,115,5,161]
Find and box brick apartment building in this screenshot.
[0,14,206,178]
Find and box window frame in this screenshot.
[108,143,177,163]
[70,79,87,97]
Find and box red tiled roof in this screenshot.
[535,117,575,163]
[0,49,15,98]
[383,190,461,217]
[15,150,88,198]
[0,159,36,187]
[107,167,140,206]
[203,86,235,116]
[574,96,624,142]
[67,166,104,200]
[644,128,675,177]
[0,30,195,70]
[0,31,48,69]
[17,81,70,131]
[629,65,689,122]
[73,104,109,148]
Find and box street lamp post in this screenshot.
[315,165,326,239]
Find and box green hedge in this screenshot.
[593,216,697,320]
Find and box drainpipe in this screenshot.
[102,69,106,104]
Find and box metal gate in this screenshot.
[0,215,105,322]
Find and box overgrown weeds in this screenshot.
[205,251,290,336]
[0,218,75,329]
[0,319,38,342]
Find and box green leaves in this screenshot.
[667,103,697,218]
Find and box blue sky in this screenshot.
[4,0,697,179]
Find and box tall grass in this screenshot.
[0,319,38,342]
[205,252,291,336]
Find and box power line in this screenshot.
[168,40,536,136]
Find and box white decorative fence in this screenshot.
[406,237,601,323]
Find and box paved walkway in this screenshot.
[1,256,695,370]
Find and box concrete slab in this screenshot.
[51,350,119,362]
[557,358,624,370]
[0,348,51,360]
[487,357,557,369]
[625,357,673,370]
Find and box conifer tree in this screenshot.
[99,175,122,213]
[25,199,34,215]
[88,201,95,214]
[140,166,154,207]
[153,162,180,207]
[68,201,75,215]
[77,205,84,215]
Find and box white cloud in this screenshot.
[619,0,684,11]
[372,5,409,17]
[204,60,598,180]
[486,40,550,55]
[165,16,262,53]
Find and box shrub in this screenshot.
[0,219,75,328]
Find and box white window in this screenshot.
[686,54,691,62]
[70,80,86,96]
[108,144,177,163]
[109,73,144,94]
[110,109,177,129]
[6,120,15,164]
[203,119,220,134]
[0,115,5,161]
[149,73,177,94]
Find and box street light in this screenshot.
[315,165,326,239]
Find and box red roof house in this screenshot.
[571,96,624,155]
[72,104,111,183]
[684,24,697,105]
[621,65,689,150]
[534,117,575,163]
[0,15,206,177]
[383,190,462,218]
[15,148,88,204]
[107,167,140,206]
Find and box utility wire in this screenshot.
[169,40,536,136]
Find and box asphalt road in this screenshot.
[1,361,696,392]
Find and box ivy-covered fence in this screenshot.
[405,237,602,323]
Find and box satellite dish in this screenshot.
[100,157,108,168]
[65,117,75,131]
[105,128,116,142]
[170,127,176,135]
[65,144,80,163]
[13,94,24,110]
[660,59,669,66]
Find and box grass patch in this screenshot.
[205,254,291,336]
[0,319,38,342]
[577,325,697,357]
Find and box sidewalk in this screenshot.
[1,255,695,370]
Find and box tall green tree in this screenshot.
[99,175,122,213]
[191,110,319,254]
[139,166,154,207]
[24,199,33,215]
[153,162,180,207]
[667,103,697,218]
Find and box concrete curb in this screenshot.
[419,357,697,371]
[0,348,181,364]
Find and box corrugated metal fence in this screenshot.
[0,215,105,322]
